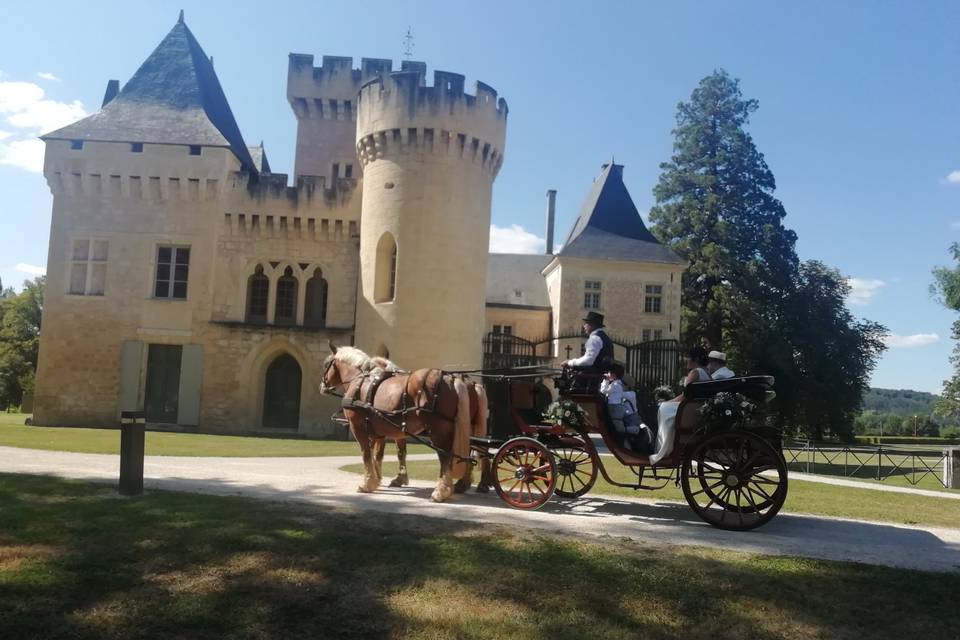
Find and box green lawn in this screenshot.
[0,473,957,640]
[346,459,960,529]
[0,413,424,457]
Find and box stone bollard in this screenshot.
[945,447,960,490]
[119,411,146,496]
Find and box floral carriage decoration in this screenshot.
[699,391,757,430]
[542,399,590,429]
[653,384,676,402]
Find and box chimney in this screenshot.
[101,80,119,107]
[545,189,556,255]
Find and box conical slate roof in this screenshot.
[558,163,684,264]
[43,16,256,172]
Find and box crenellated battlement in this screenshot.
[45,167,358,206]
[354,71,507,176]
[357,70,508,119]
[287,54,425,105]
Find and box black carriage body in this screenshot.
[474,368,789,530]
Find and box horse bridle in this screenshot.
[319,358,365,398]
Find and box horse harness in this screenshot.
[339,368,476,465]
[341,367,454,431]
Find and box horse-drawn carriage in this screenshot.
[472,368,788,531]
[321,345,788,532]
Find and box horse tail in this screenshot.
[450,376,472,481]
[472,382,489,437]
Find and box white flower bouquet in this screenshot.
[699,392,756,429]
[543,400,589,429]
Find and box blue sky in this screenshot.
[0,1,957,392]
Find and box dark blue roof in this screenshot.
[43,17,256,172]
[559,163,684,265]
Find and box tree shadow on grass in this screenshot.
[1,474,960,640]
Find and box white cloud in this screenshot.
[0,138,44,172]
[947,171,960,184]
[0,78,86,174]
[846,278,886,306]
[37,72,60,82]
[883,333,939,349]
[15,263,46,276]
[489,224,546,254]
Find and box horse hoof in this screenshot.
[388,475,409,488]
[475,484,490,494]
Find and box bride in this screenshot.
[649,346,710,464]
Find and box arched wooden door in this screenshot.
[262,354,302,429]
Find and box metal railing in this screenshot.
[783,440,950,488]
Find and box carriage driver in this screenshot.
[562,311,615,371]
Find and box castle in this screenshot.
[32,15,683,436]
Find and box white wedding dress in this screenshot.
[649,367,711,464]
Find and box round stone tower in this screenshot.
[354,69,508,369]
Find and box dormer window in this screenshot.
[189,145,201,156]
[131,143,143,153]
[70,140,83,150]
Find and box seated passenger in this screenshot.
[649,346,710,465]
[707,350,735,380]
[600,363,627,434]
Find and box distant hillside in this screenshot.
[862,388,938,416]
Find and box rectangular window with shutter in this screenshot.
[154,245,190,300]
[68,238,108,296]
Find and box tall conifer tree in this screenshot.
[650,70,886,439]
[649,70,798,347]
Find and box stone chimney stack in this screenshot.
[545,189,556,255]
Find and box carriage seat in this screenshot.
[684,376,775,403]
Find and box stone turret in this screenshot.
[287,55,429,182]
[353,69,508,369]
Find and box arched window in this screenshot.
[275,266,298,325]
[374,232,397,303]
[304,268,328,327]
[246,264,269,324]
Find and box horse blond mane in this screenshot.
[331,346,374,370]
[331,347,403,373]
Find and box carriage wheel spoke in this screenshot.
[746,481,774,501]
[742,485,761,512]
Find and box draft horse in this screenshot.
[320,343,488,502]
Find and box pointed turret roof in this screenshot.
[558,163,684,264]
[43,16,256,172]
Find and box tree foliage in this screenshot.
[649,70,886,440]
[0,277,44,409]
[931,243,960,422]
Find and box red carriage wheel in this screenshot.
[553,446,598,498]
[493,437,557,510]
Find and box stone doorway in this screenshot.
[262,353,302,429]
[144,344,182,423]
